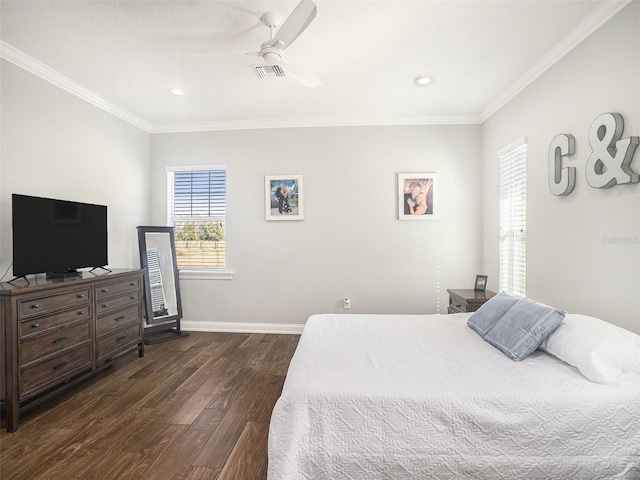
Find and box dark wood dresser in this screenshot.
[447,289,497,313]
[1,269,144,432]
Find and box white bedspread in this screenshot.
[268,313,640,479]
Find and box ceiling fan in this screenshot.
[191,0,321,88]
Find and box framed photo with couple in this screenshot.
[265,175,304,221]
[398,173,437,220]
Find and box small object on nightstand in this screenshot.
[447,289,496,314]
[474,275,488,291]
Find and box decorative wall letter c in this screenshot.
[548,134,576,196]
[585,112,639,189]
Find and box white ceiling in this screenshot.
[0,1,627,132]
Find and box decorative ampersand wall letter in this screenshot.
[585,112,640,189]
[548,134,576,196]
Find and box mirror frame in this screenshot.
[137,226,183,326]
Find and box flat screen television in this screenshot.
[12,194,108,278]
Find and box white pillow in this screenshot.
[540,314,640,384]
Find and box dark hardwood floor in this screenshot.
[0,332,300,480]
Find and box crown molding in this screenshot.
[150,115,482,134]
[479,0,631,123]
[0,41,152,133]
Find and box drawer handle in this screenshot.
[130,296,137,300]
[101,288,109,293]
[30,303,40,309]
[52,336,68,345]
[77,310,85,315]
[77,294,85,299]
[102,304,109,308]
[114,316,126,322]
[30,322,40,329]
[52,361,68,371]
[129,282,136,286]
[116,336,126,342]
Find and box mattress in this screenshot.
[268,313,640,479]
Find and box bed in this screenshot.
[268,313,640,479]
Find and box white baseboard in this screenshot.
[180,320,304,335]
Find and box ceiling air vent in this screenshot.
[252,64,286,80]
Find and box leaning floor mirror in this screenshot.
[137,226,188,344]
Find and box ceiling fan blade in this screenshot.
[279,56,321,88]
[271,0,317,50]
[187,50,259,58]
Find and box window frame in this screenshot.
[497,138,527,297]
[165,165,232,280]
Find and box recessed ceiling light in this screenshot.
[414,76,432,86]
[169,88,184,96]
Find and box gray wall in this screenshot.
[4,2,637,335]
[151,126,483,329]
[482,2,640,333]
[0,60,151,275]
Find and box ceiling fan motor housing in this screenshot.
[263,51,282,64]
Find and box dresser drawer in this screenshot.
[96,291,141,317]
[21,344,92,398]
[19,288,91,320]
[19,306,91,339]
[95,277,141,301]
[448,299,466,312]
[20,321,91,366]
[97,324,140,360]
[96,305,140,336]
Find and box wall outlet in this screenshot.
[343,297,351,310]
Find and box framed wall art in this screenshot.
[398,173,437,220]
[265,175,304,221]
[474,275,488,291]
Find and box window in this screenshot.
[167,166,226,270]
[498,139,526,297]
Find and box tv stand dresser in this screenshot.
[1,269,144,432]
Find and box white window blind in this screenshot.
[498,140,526,297]
[167,167,226,270]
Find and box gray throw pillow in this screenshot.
[467,291,520,338]
[484,298,565,361]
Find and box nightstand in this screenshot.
[447,289,497,313]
